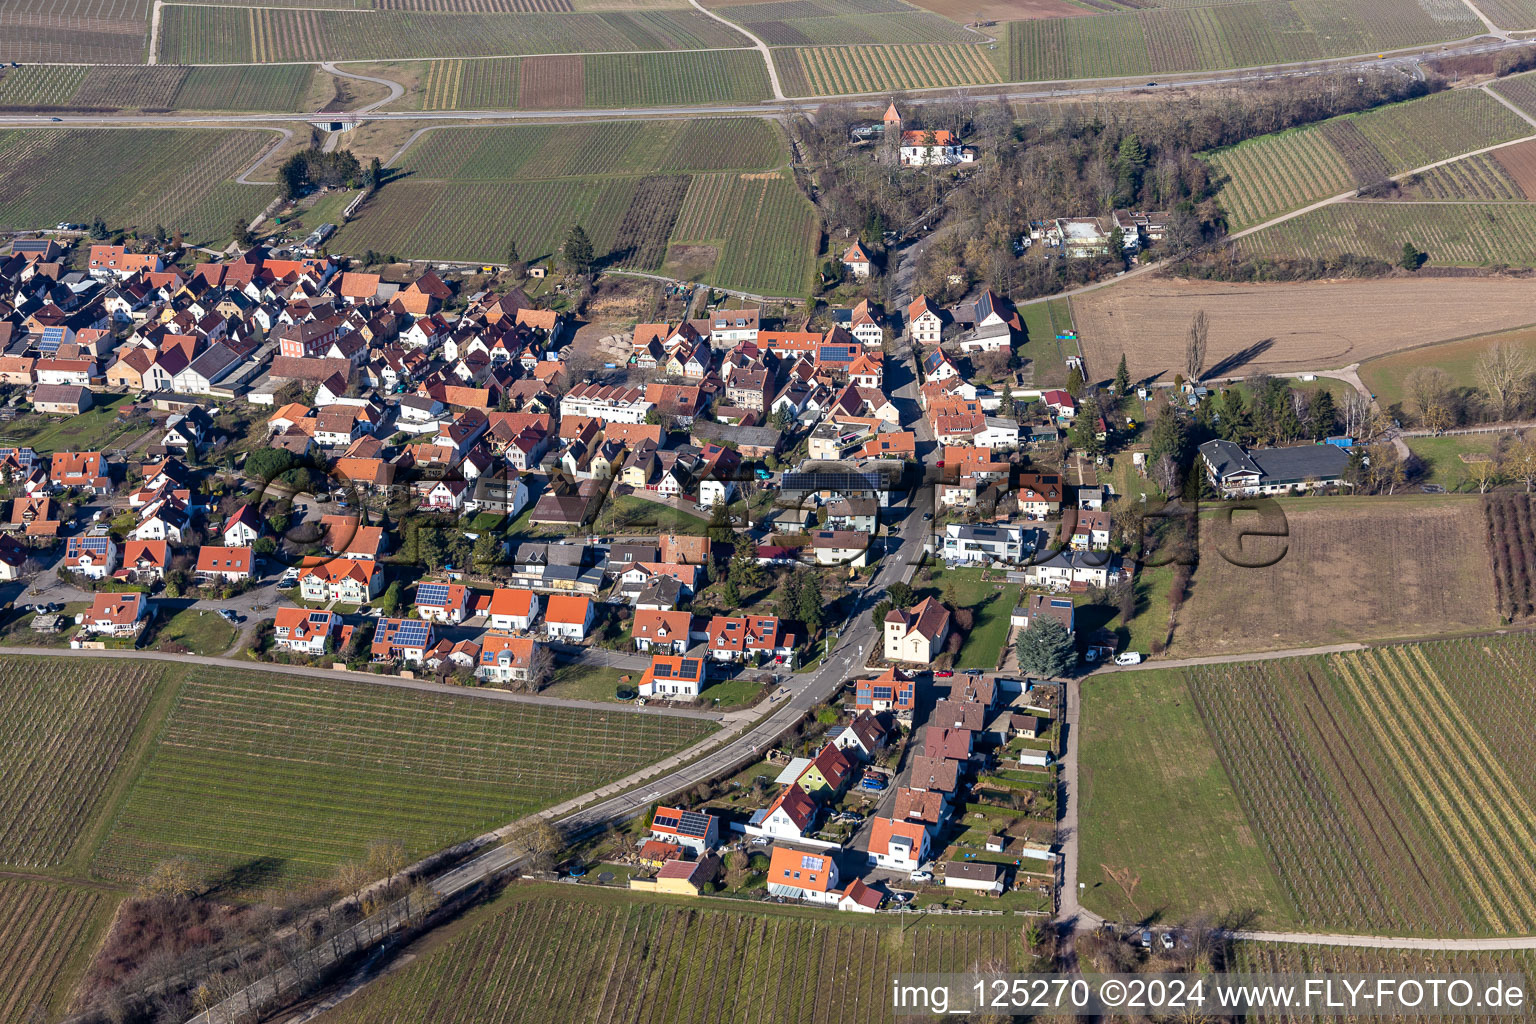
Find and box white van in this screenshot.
[1114,652,1143,666]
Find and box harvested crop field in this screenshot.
[1173,496,1497,657]
[1074,275,1536,382]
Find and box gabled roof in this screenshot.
[764,783,816,831]
[543,594,591,624]
[768,845,835,892]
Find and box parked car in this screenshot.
[218,609,241,624]
[1140,929,1153,949]
[1115,652,1143,666]
[934,670,954,678]
[1160,932,1175,951]
[909,870,933,883]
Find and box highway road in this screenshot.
[0,37,1527,134]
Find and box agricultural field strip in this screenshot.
[1168,634,1536,936]
[1212,89,1535,232]
[0,879,108,1024]
[89,671,715,888]
[157,4,755,62]
[1235,201,1536,265]
[0,658,160,868]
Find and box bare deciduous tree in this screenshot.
[1475,342,1534,420]
[364,839,410,886]
[1184,310,1207,383]
[1403,365,1450,417]
[1508,434,1536,492]
[1468,456,1502,494]
[138,857,200,901]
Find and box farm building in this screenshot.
[1198,439,1350,497]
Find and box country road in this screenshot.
[1,37,1528,134]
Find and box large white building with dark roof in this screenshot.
[1198,439,1351,498]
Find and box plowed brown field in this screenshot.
[518,54,584,107]
[1493,138,1536,198]
[1074,275,1536,382]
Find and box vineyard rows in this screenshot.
[1484,493,1536,618]
[0,63,314,113]
[326,888,1021,1024]
[1182,636,1536,935]
[91,670,714,892]
[1206,89,1529,229]
[1236,201,1536,266]
[0,879,110,1024]
[0,0,148,64]
[610,174,692,269]
[0,657,160,868]
[1005,0,1483,82]
[158,5,750,62]
[1490,70,1536,120]
[676,172,819,296]
[783,43,999,96]
[744,10,978,44]
[1401,152,1527,201]
[1468,0,1536,29]
[398,118,785,180]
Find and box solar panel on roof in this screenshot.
[392,620,430,645]
[654,662,675,679]
[677,811,711,838]
[39,327,63,354]
[681,659,699,675]
[652,812,681,830]
[800,854,820,869]
[416,583,451,606]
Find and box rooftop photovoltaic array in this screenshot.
[416,583,452,606]
[677,810,712,838]
[652,811,681,830]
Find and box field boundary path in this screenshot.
[701,0,781,100]
[147,0,164,66]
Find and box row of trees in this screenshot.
[1400,342,1536,428]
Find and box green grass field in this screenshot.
[319,883,1026,1023]
[158,5,750,62]
[1005,0,1483,82]
[0,394,140,453]
[913,567,1018,670]
[1085,634,1536,934]
[1079,666,1289,927]
[1358,326,1536,410]
[1405,434,1501,490]
[1017,297,1074,387]
[0,128,277,244]
[149,609,239,656]
[1206,89,1530,229]
[1236,201,1536,266]
[90,667,716,893]
[338,118,816,296]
